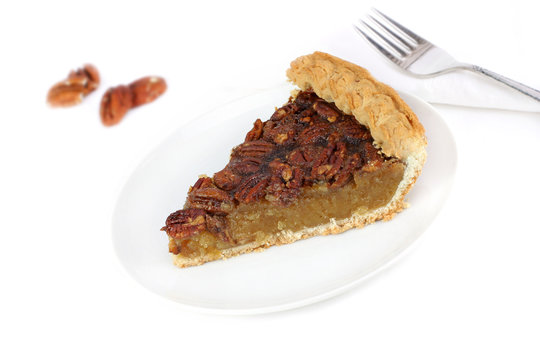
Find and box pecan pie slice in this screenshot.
[162,52,427,267]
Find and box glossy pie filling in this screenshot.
[162,90,405,259]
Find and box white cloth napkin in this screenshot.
[390,69,540,113]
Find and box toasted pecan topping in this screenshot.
[162,208,207,247]
[163,90,389,241]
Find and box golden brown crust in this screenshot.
[286,51,426,160]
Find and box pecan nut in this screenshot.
[234,173,270,203]
[46,83,86,107]
[245,119,263,141]
[294,91,319,108]
[47,64,100,107]
[265,175,300,206]
[187,187,234,214]
[313,100,339,122]
[286,167,303,189]
[335,118,371,140]
[268,159,292,181]
[100,76,167,126]
[298,122,330,145]
[270,103,298,121]
[287,149,307,166]
[69,64,100,94]
[162,208,207,240]
[310,142,347,181]
[229,157,264,175]
[232,140,274,158]
[333,153,362,187]
[129,76,167,107]
[190,176,214,192]
[325,142,347,179]
[213,168,241,191]
[272,124,296,145]
[100,85,133,126]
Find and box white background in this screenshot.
[1,0,539,359]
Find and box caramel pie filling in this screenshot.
[162,90,405,259]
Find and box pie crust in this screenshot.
[162,52,427,267]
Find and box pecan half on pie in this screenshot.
[162,52,427,267]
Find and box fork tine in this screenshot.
[372,8,428,45]
[353,25,403,66]
[359,20,408,57]
[367,14,416,50]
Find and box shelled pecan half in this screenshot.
[100,76,166,126]
[47,64,100,107]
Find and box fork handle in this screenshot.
[465,64,540,102]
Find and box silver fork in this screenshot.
[354,9,540,102]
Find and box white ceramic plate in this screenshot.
[112,84,457,314]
